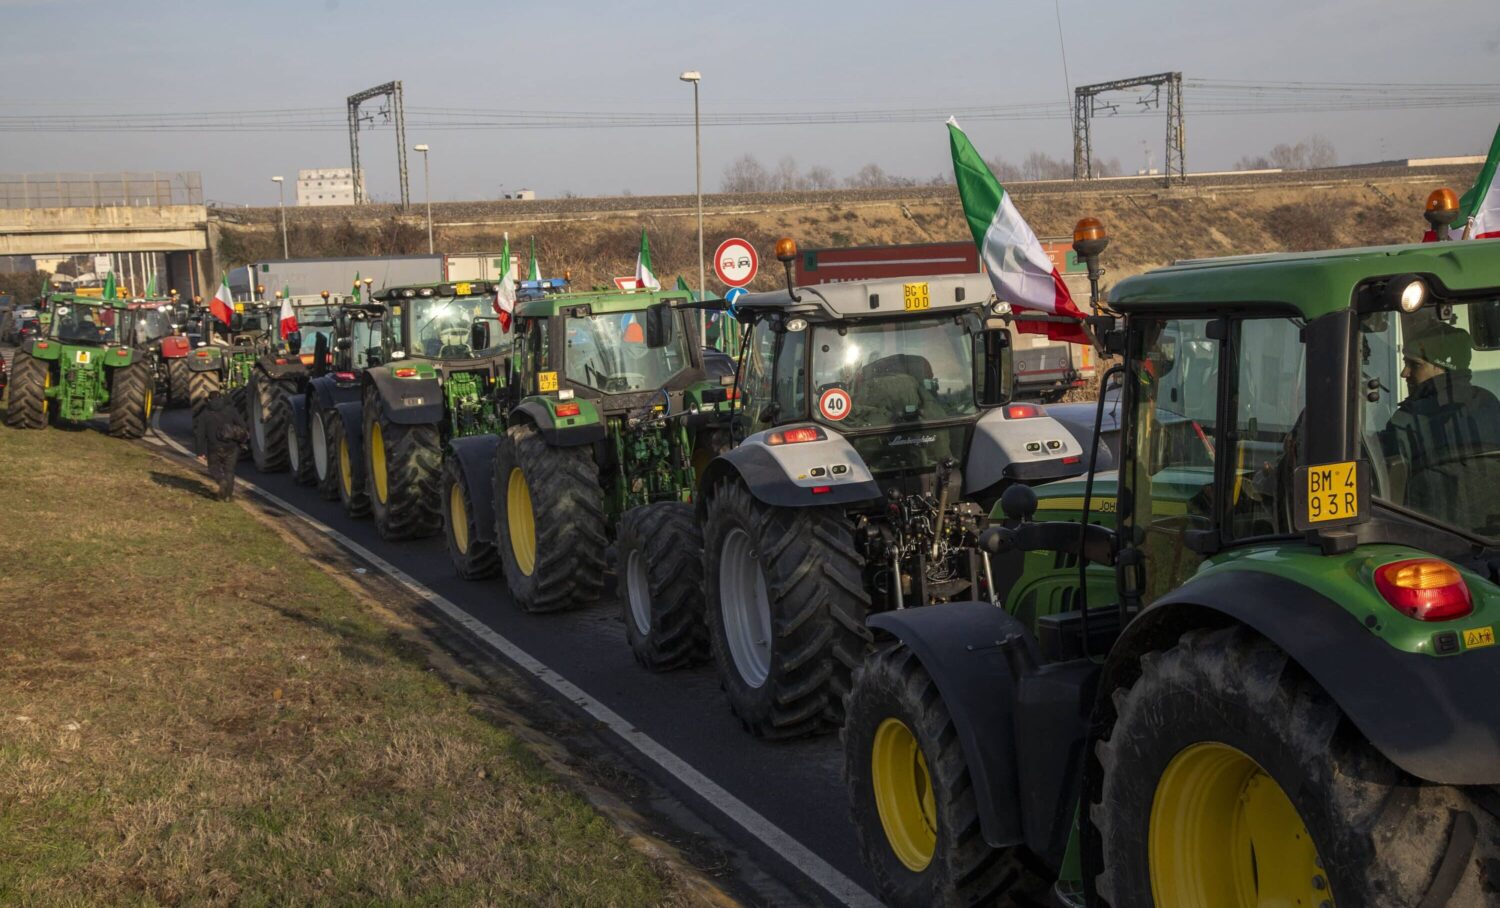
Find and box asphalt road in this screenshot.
[153,406,880,907]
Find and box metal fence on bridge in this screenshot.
[0,172,203,209]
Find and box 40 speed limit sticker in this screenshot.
[819,387,851,421]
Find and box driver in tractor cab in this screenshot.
[1381,321,1500,521]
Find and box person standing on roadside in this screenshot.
[194,390,249,501]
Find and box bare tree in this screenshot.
[805,166,837,190]
[845,163,890,189]
[773,157,808,192]
[1263,136,1336,171]
[1235,155,1273,171]
[721,155,771,193]
[1304,134,1337,169]
[1021,151,1071,181]
[986,156,1024,183]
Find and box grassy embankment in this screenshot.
[0,420,692,905]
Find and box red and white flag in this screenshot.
[279,297,298,339]
[209,275,234,326]
[493,234,517,331]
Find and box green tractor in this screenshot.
[183,299,275,417]
[481,287,737,612]
[344,280,514,539]
[4,292,154,436]
[294,300,387,499]
[842,227,1500,905]
[245,293,348,474]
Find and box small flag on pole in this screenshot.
[949,118,1088,343]
[210,275,234,325]
[279,296,298,339]
[528,237,542,282]
[494,234,517,331]
[1456,123,1500,240]
[635,230,661,291]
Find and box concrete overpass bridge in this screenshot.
[0,172,212,295]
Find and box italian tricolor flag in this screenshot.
[278,296,298,339]
[1456,123,1500,240]
[493,233,517,331]
[950,118,1088,343]
[210,275,234,326]
[528,236,542,282]
[635,229,661,291]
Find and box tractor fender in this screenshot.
[1102,569,1500,786]
[307,375,340,411]
[963,406,1104,495]
[510,399,606,447]
[697,425,882,513]
[333,400,365,454]
[23,338,60,361]
[447,435,501,547]
[868,603,1036,850]
[160,335,191,359]
[186,348,222,373]
[288,392,308,438]
[366,367,443,425]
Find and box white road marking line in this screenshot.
[147,415,880,908]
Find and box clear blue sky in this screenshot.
[1,0,1497,204]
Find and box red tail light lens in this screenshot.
[767,426,826,445]
[554,402,581,417]
[811,485,831,495]
[1006,404,1042,419]
[1374,559,1473,621]
[334,371,355,381]
[394,367,418,378]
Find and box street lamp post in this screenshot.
[679,70,703,339]
[414,144,433,254]
[271,176,288,258]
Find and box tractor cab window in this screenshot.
[563,311,690,394]
[1360,301,1500,538]
[735,317,806,436]
[51,304,121,344]
[1125,317,1222,603]
[408,295,492,359]
[351,318,383,369]
[810,318,976,431]
[1227,317,1306,539]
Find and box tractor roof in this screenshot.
[1111,239,1500,320]
[48,292,130,309]
[373,281,499,301]
[734,274,997,322]
[515,288,694,319]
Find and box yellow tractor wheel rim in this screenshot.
[507,467,536,576]
[1150,742,1334,907]
[450,481,470,554]
[338,436,353,497]
[871,718,938,872]
[144,385,153,419]
[42,368,50,419]
[369,421,388,504]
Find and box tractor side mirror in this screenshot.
[286,330,302,355]
[470,320,491,352]
[645,301,675,349]
[312,333,330,376]
[976,327,1015,406]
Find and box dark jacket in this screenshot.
[195,394,249,454]
[1383,371,1500,529]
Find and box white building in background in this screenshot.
[296,168,365,207]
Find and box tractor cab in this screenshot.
[844,217,1500,907]
[374,281,510,366]
[328,302,388,373]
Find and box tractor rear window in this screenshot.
[408,295,493,359]
[810,319,976,430]
[564,312,690,394]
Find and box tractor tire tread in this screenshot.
[618,502,709,671]
[5,351,48,429]
[108,362,151,439]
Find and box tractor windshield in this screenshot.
[564,311,691,394]
[406,295,496,359]
[1361,300,1500,539]
[810,318,977,430]
[49,303,132,345]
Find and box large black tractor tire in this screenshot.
[188,368,221,418]
[363,402,442,541]
[107,362,153,439]
[229,384,249,423]
[248,374,293,473]
[328,412,370,519]
[492,424,607,613]
[702,480,869,739]
[1092,624,1500,908]
[288,399,318,486]
[310,402,340,501]
[166,357,190,408]
[617,502,709,671]
[844,643,1049,908]
[5,352,48,429]
[442,455,502,580]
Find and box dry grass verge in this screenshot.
[0,420,695,906]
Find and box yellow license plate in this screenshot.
[1464,627,1496,650]
[74,350,91,364]
[903,282,930,311]
[538,371,558,392]
[1306,460,1358,523]
[455,282,471,296]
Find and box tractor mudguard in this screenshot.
[258,359,305,381]
[447,435,501,547]
[1108,569,1500,786]
[308,375,339,411]
[288,393,308,438]
[367,368,443,425]
[511,399,606,447]
[964,406,1102,495]
[186,349,222,373]
[698,428,882,510]
[868,603,1035,850]
[334,400,365,452]
[160,336,191,359]
[23,338,60,361]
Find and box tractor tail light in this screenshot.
[555,402,581,417]
[811,485,831,495]
[275,358,288,365]
[1374,559,1473,621]
[767,426,826,445]
[394,367,418,378]
[195,350,212,358]
[1006,404,1042,419]
[334,371,355,381]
